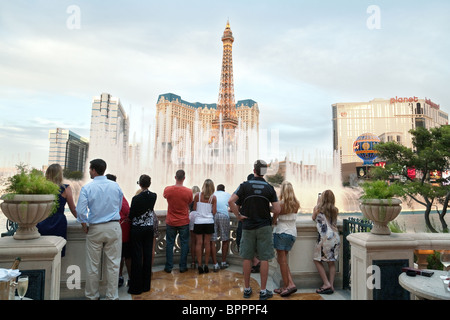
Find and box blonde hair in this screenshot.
[279,181,300,214]
[45,164,63,186]
[201,179,215,199]
[192,185,200,195]
[317,189,339,226]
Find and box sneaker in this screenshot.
[213,263,220,272]
[259,289,273,300]
[243,288,252,299]
[220,262,229,269]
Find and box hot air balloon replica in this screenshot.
[353,133,380,165]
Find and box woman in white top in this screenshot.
[193,179,217,274]
[273,181,300,297]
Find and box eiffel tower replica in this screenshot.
[211,20,239,144]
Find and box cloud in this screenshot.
[0,1,449,168]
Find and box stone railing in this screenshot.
[347,232,450,300]
[60,212,344,299]
[152,210,242,266]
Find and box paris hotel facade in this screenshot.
[154,22,259,155]
[155,94,259,141]
[332,96,449,180]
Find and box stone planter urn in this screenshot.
[359,198,402,235]
[0,194,56,240]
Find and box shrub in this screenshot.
[360,180,404,199]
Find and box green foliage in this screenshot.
[266,173,284,186]
[3,164,60,216]
[427,251,444,270]
[6,164,60,195]
[371,126,450,233]
[63,168,84,180]
[360,180,404,199]
[388,220,405,233]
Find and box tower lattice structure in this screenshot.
[212,21,238,131]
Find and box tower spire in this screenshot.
[212,20,238,131]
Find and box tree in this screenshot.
[63,168,84,181]
[371,126,450,233]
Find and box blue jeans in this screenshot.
[165,224,190,271]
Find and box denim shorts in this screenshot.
[273,233,296,251]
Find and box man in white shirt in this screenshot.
[211,184,231,270]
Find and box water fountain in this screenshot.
[284,150,361,213]
[92,105,357,213]
[0,105,361,235]
[148,109,263,208]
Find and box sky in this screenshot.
[1,0,449,169]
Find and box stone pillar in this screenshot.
[347,232,415,300]
[0,235,66,300]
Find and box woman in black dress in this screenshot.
[127,174,157,295]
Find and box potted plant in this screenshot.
[359,180,404,235]
[0,165,60,240]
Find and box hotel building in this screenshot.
[155,93,259,149]
[90,93,130,161]
[48,128,89,173]
[154,22,259,160]
[332,97,448,179]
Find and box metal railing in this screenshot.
[1,219,17,237]
[342,217,373,289]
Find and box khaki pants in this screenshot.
[85,221,122,300]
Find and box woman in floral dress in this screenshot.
[312,189,340,294]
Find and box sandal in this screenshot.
[274,288,284,294]
[316,287,334,294]
[280,287,297,297]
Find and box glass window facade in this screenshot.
[48,128,89,172]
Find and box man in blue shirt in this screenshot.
[76,159,123,300]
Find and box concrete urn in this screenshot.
[0,194,56,240]
[359,198,402,235]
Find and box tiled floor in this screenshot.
[118,265,351,301]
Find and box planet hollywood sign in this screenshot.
[390,96,440,109]
[389,96,419,104]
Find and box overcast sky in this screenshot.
[1,0,449,169]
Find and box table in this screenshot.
[399,270,450,300]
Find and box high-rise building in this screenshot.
[332,97,448,178]
[90,93,130,162]
[154,21,259,160]
[48,128,89,173]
